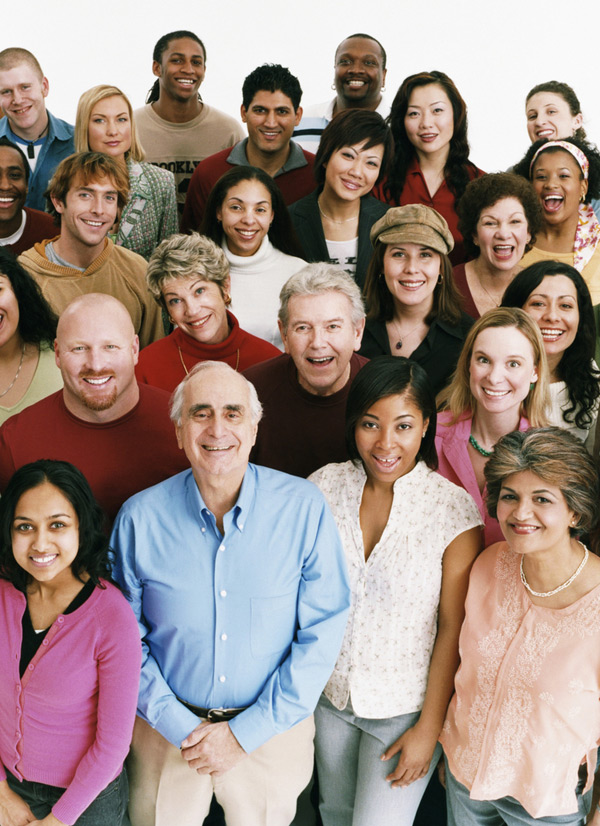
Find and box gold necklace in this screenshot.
[177,346,240,375]
[0,342,26,398]
[317,196,359,225]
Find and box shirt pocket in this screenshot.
[250,592,296,658]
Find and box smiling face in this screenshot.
[531,150,587,226]
[404,83,454,159]
[51,173,119,256]
[216,178,273,257]
[323,140,384,202]
[153,37,206,104]
[0,63,49,140]
[475,197,531,272]
[175,367,257,486]
[0,145,27,236]
[383,243,440,313]
[87,95,132,161]
[526,92,583,143]
[522,274,579,364]
[333,37,386,109]
[241,90,301,157]
[469,325,538,417]
[12,481,80,588]
[55,297,139,422]
[279,290,364,396]
[355,392,428,485]
[497,469,576,555]
[162,275,230,344]
[0,274,20,348]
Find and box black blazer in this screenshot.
[288,189,389,290]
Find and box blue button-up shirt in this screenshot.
[111,464,350,753]
[0,109,74,212]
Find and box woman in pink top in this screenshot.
[442,427,600,825]
[436,308,550,545]
[0,460,141,826]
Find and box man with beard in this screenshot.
[0,293,187,522]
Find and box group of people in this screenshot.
[0,25,600,826]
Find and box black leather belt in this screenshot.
[177,698,248,722]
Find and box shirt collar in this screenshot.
[227,138,308,175]
[185,464,256,533]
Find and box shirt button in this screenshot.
[221,633,228,641]
[238,523,244,530]
[220,590,227,598]
[219,675,226,683]
[42,640,49,646]
[201,527,206,533]
[28,664,34,671]
[57,617,64,624]
[218,544,225,552]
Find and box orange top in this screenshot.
[442,542,600,818]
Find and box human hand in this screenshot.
[586,803,600,826]
[0,780,36,826]
[180,721,246,776]
[28,815,67,826]
[380,722,438,788]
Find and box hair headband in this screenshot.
[529,140,589,180]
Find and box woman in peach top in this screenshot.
[441,427,600,825]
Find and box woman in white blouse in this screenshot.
[309,356,482,826]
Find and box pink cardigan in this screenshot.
[0,579,141,825]
[435,411,529,547]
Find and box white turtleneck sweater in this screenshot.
[222,237,306,350]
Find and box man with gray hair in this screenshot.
[243,262,367,477]
[111,360,350,826]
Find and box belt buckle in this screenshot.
[207,708,229,722]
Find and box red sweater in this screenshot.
[244,352,368,478]
[136,312,280,392]
[0,385,188,522]
[1,207,56,257]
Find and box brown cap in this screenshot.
[370,204,454,254]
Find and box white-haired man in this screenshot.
[111,360,350,826]
[243,262,368,477]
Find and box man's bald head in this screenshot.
[55,293,140,423]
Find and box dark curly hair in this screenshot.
[457,172,543,260]
[242,64,302,111]
[0,460,112,593]
[526,81,586,141]
[314,109,393,188]
[501,260,599,430]
[384,70,480,205]
[0,249,57,345]
[146,30,206,104]
[345,356,438,470]
[513,136,600,203]
[199,165,304,258]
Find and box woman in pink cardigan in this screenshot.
[442,427,600,825]
[435,308,550,545]
[0,460,141,826]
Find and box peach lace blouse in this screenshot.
[441,543,600,818]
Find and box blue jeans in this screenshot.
[445,757,592,826]
[314,694,441,826]
[6,769,129,825]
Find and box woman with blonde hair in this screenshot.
[436,307,549,545]
[75,84,178,260]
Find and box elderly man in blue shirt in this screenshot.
[112,360,350,826]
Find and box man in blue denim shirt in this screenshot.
[112,360,350,826]
[0,48,74,212]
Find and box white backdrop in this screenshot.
[5,0,597,173]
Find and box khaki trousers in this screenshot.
[127,715,315,826]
